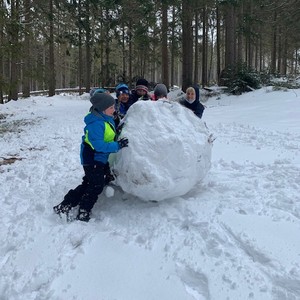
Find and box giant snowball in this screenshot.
[112,100,212,201]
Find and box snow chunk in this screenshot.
[105,186,115,198]
[112,100,212,201]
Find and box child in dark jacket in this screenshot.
[131,78,152,102]
[180,86,205,119]
[53,93,129,222]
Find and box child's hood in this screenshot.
[83,110,113,126]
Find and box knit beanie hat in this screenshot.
[90,87,108,97]
[136,85,149,93]
[90,93,115,112]
[116,83,130,97]
[94,88,108,95]
[136,78,149,87]
[154,83,168,98]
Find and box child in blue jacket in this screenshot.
[115,83,134,119]
[53,93,128,222]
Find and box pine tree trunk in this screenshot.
[182,0,193,92]
[85,0,91,93]
[161,1,169,87]
[48,0,56,96]
[201,5,207,87]
[277,26,282,74]
[237,2,243,64]
[216,6,221,84]
[224,3,236,69]
[128,20,133,84]
[194,9,199,84]
[78,0,83,94]
[104,36,110,86]
[282,28,287,75]
[22,0,31,98]
[270,10,277,74]
[170,6,176,87]
[0,0,4,103]
[9,0,20,100]
[121,24,126,82]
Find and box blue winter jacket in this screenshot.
[115,98,134,117]
[80,109,120,165]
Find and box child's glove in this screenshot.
[118,137,129,149]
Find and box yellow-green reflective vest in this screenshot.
[84,121,115,150]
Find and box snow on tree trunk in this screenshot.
[112,100,212,201]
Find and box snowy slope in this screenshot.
[0,87,300,300]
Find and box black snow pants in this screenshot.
[61,163,108,212]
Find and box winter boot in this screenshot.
[53,203,71,216]
[76,208,90,222]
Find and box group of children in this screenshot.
[53,79,205,222]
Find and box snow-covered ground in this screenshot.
[0,86,300,300]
